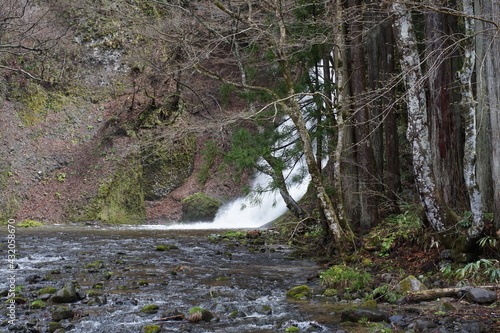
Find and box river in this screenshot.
[1,224,350,332]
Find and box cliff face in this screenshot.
[0,1,247,224]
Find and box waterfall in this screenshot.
[165,59,331,230]
[166,168,310,230]
[166,116,311,230]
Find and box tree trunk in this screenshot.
[476,0,500,230]
[283,77,350,246]
[458,0,483,239]
[390,1,447,232]
[424,8,465,211]
[474,0,495,228]
[365,4,400,212]
[331,0,352,232]
[402,286,498,303]
[273,4,353,248]
[261,153,309,220]
[348,0,379,232]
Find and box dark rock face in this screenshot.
[466,288,497,304]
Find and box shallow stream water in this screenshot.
[1,225,350,332]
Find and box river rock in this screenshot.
[51,283,81,303]
[414,319,437,330]
[340,306,389,322]
[286,285,312,299]
[25,274,42,284]
[396,275,427,294]
[52,305,75,321]
[465,288,497,304]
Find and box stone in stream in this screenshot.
[52,305,75,321]
[286,285,312,299]
[25,274,42,284]
[51,283,82,303]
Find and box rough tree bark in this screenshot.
[348,0,379,232]
[390,1,447,232]
[425,8,465,210]
[458,0,484,239]
[475,0,500,231]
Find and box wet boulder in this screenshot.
[142,324,161,333]
[181,192,222,222]
[286,285,312,300]
[140,304,159,314]
[25,274,42,284]
[51,283,81,303]
[52,305,74,321]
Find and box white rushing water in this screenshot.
[165,170,310,230]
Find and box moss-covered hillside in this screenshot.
[0,0,247,224]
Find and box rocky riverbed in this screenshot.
[1,224,499,332]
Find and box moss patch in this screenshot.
[140,304,159,314]
[286,285,312,300]
[11,81,67,127]
[142,325,161,333]
[17,220,44,228]
[93,156,145,223]
[141,133,196,200]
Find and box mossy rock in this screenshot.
[31,300,47,309]
[48,321,62,333]
[187,306,214,322]
[286,285,312,300]
[140,304,159,314]
[181,192,222,222]
[396,275,427,294]
[361,299,378,308]
[142,324,161,333]
[323,288,338,297]
[141,134,196,200]
[155,244,178,251]
[285,327,300,333]
[39,287,57,295]
[52,305,74,321]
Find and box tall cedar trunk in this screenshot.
[365,1,383,197]
[476,0,500,230]
[458,0,483,239]
[424,9,465,211]
[381,20,401,210]
[474,0,495,226]
[366,3,400,211]
[348,0,379,232]
[391,1,446,232]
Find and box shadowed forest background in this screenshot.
[1,0,500,260]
